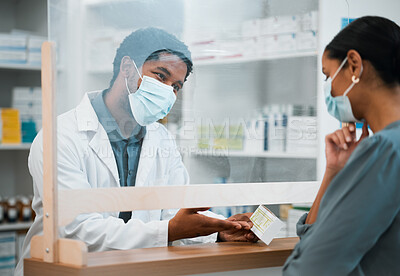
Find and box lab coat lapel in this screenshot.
[135,124,161,186]
[76,92,120,185]
[89,127,120,185]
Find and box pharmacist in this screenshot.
[16,28,256,275]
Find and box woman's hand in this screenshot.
[325,122,369,175]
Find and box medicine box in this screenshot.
[286,116,317,154]
[296,31,317,51]
[0,232,17,276]
[0,34,27,51]
[27,36,46,53]
[260,16,298,36]
[299,11,318,32]
[250,205,285,245]
[0,50,27,64]
[0,109,22,144]
[241,19,261,38]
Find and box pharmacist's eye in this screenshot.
[154,72,166,81]
[172,84,180,92]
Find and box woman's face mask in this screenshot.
[324,56,363,123]
[126,60,176,126]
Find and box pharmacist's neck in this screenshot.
[104,81,137,137]
[363,85,400,133]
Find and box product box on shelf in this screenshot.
[218,39,244,59]
[260,16,298,36]
[296,31,318,51]
[286,116,317,155]
[0,231,16,276]
[0,34,27,51]
[298,11,318,32]
[12,87,42,141]
[242,37,260,57]
[0,109,21,144]
[0,34,28,65]
[27,36,46,53]
[0,51,27,64]
[241,19,261,38]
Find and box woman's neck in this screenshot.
[364,85,400,133]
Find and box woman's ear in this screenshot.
[120,56,133,78]
[347,50,363,78]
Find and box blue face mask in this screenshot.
[324,57,363,123]
[127,60,176,126]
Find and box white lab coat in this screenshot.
[15,92,223,276]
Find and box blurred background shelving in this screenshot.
[0,1,47,274]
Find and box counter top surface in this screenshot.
[25,237,299,276]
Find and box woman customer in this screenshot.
[283,16,400,275]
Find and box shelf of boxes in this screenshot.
[192,149,317,159]
[0,221,32,232]
[0,144,31,150]
[193,51,317,66]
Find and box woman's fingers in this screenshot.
[326,132,341,148]
[335,129,348,150]
[359,123,370,141]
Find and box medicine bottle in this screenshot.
[7,197,18,223]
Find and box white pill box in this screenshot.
[250,205,285,245]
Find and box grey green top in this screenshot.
[90,90,146,222]
[283,120,400,276]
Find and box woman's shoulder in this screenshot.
[345,123,400,177]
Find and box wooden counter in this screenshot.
[24,237,298,276]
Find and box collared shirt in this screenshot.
[90,90,146,188]
[283,120,400,276]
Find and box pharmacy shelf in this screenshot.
[193,51,318,66]
[190,149,317,159]
[0,143,32,150]
[0,221,33,231]
[84,0,132,6]
[0,63,41,71]
[86,51,318,74]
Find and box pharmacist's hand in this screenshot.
[168,208,243,242]
[325,122,369,174]
[218,213,259,242]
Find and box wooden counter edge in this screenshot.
[24,237,299,276]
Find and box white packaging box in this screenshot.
[189,40,219,61]
[218,39,244,59]
[296,31,317,51]
[0,232,16,257]
[260,33,296,56]
[259,35,279,56]
[0,50,27,63]
[261,16,298,36]
[12,87,32,102]
[242,37,260,57]
[286,116,317,154]
[0,232,16,276]
[32,87,42,102]
[299,11,318,32]
[28,52,41,65]
[0,33,27,50]
[13,103,41,117]
[12,87,41,105]
[250,205,285,245]
[276,33,297,53]
[27,36,46,52]
[241,19,261,38]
